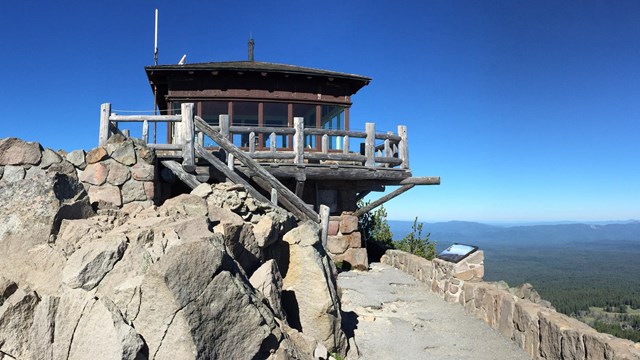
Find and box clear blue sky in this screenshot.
[1,1,638,223]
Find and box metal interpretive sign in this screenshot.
[437,243,478,263]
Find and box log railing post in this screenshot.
[271,188,278,206]
[365,122,375,167]
[343,135,349,155]
[181,103,195,171]
[320,205,330,249]
[322,134,328,154]
[249,132,256,154]
[227,153,234,171]
[293,117,304,165]
[220,114,230,160]
[270,133,276,153]
[99,103,111,146]
[398,125,409,169]
[196,131,204,147]
[142,120,149,143]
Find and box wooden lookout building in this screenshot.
[99,47,439,228]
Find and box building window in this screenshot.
[321,105,345,150]
[201,101,228,126]
[294,103,317,148]
[232,101,259,147]
[264,102,289,148]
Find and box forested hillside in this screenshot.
[389,220,640,341]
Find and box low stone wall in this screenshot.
[0,136,155,209]
[382,249,640,360]
[325,212,369,270]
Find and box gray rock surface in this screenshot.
[2,165,25,183]
[40,148,63,168]
[250,259,285,319]
[282,221,347,354]
[0,173,93,292]
[338,263,532,360]
[62,233,128,290]
[66,149,87,170]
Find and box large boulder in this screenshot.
[281,221,347,354]
[0,173,94,292]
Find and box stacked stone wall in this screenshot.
[325,212,369,270]
[382,249,640,360]
[0,136,155,209]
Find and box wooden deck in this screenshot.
[99,102,439,222]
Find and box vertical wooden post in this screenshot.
[398,125,409,169]
[365,122,375,167]
[343,135,349,155]
[227,153,235,171]
[293,117,304,165]
[270,132,276,153]
[142,120,149,143]
[174,121,183,145]
[181,103,195,171]
[271,188,278,206]
[322,134,328,154]
[384,131,392,168]
[320,205,330,249]
[220,114,230,139]
[249,132,256,153]
[196,131,204,146]
[220,114,230,160]
[99,103,111,146]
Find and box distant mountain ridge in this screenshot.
[389,220,640,250]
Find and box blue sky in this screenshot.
[0,1,638,222]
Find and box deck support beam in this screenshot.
[161,160,201,189]
[353,184,415,218]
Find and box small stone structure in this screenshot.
[0,136,155,209]
[325,212,369,270]
[382,249,640,360]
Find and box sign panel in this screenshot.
[437,243,478,263]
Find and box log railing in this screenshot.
[99,102,410,170]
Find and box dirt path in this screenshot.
[339,263,532,360]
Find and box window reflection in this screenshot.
[233,102,259,147]
[294,104,316,148]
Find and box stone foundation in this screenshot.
[382,249,640,360]
[0,136,156,209]
[325,212,369,270]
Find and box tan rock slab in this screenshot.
[79,162,109,186]
[85,147,108,164]
[0,137,42,166]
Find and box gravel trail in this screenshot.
[338,263,532,360]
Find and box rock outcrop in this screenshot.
[281,221,347,353]
[0,139,349,360]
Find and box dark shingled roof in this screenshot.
[145,61,372,83]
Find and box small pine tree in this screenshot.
[396,217,436,260]
[358,201,393,249]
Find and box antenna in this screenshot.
[154,9,158,65]
[248,34,255,62]
[178,54,187,65]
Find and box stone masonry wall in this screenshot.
[382,249,640,360]
[326,212,369,270]
[0,136,155,209]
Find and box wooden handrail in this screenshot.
[195,116,320,222]
[100,103,411,170]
